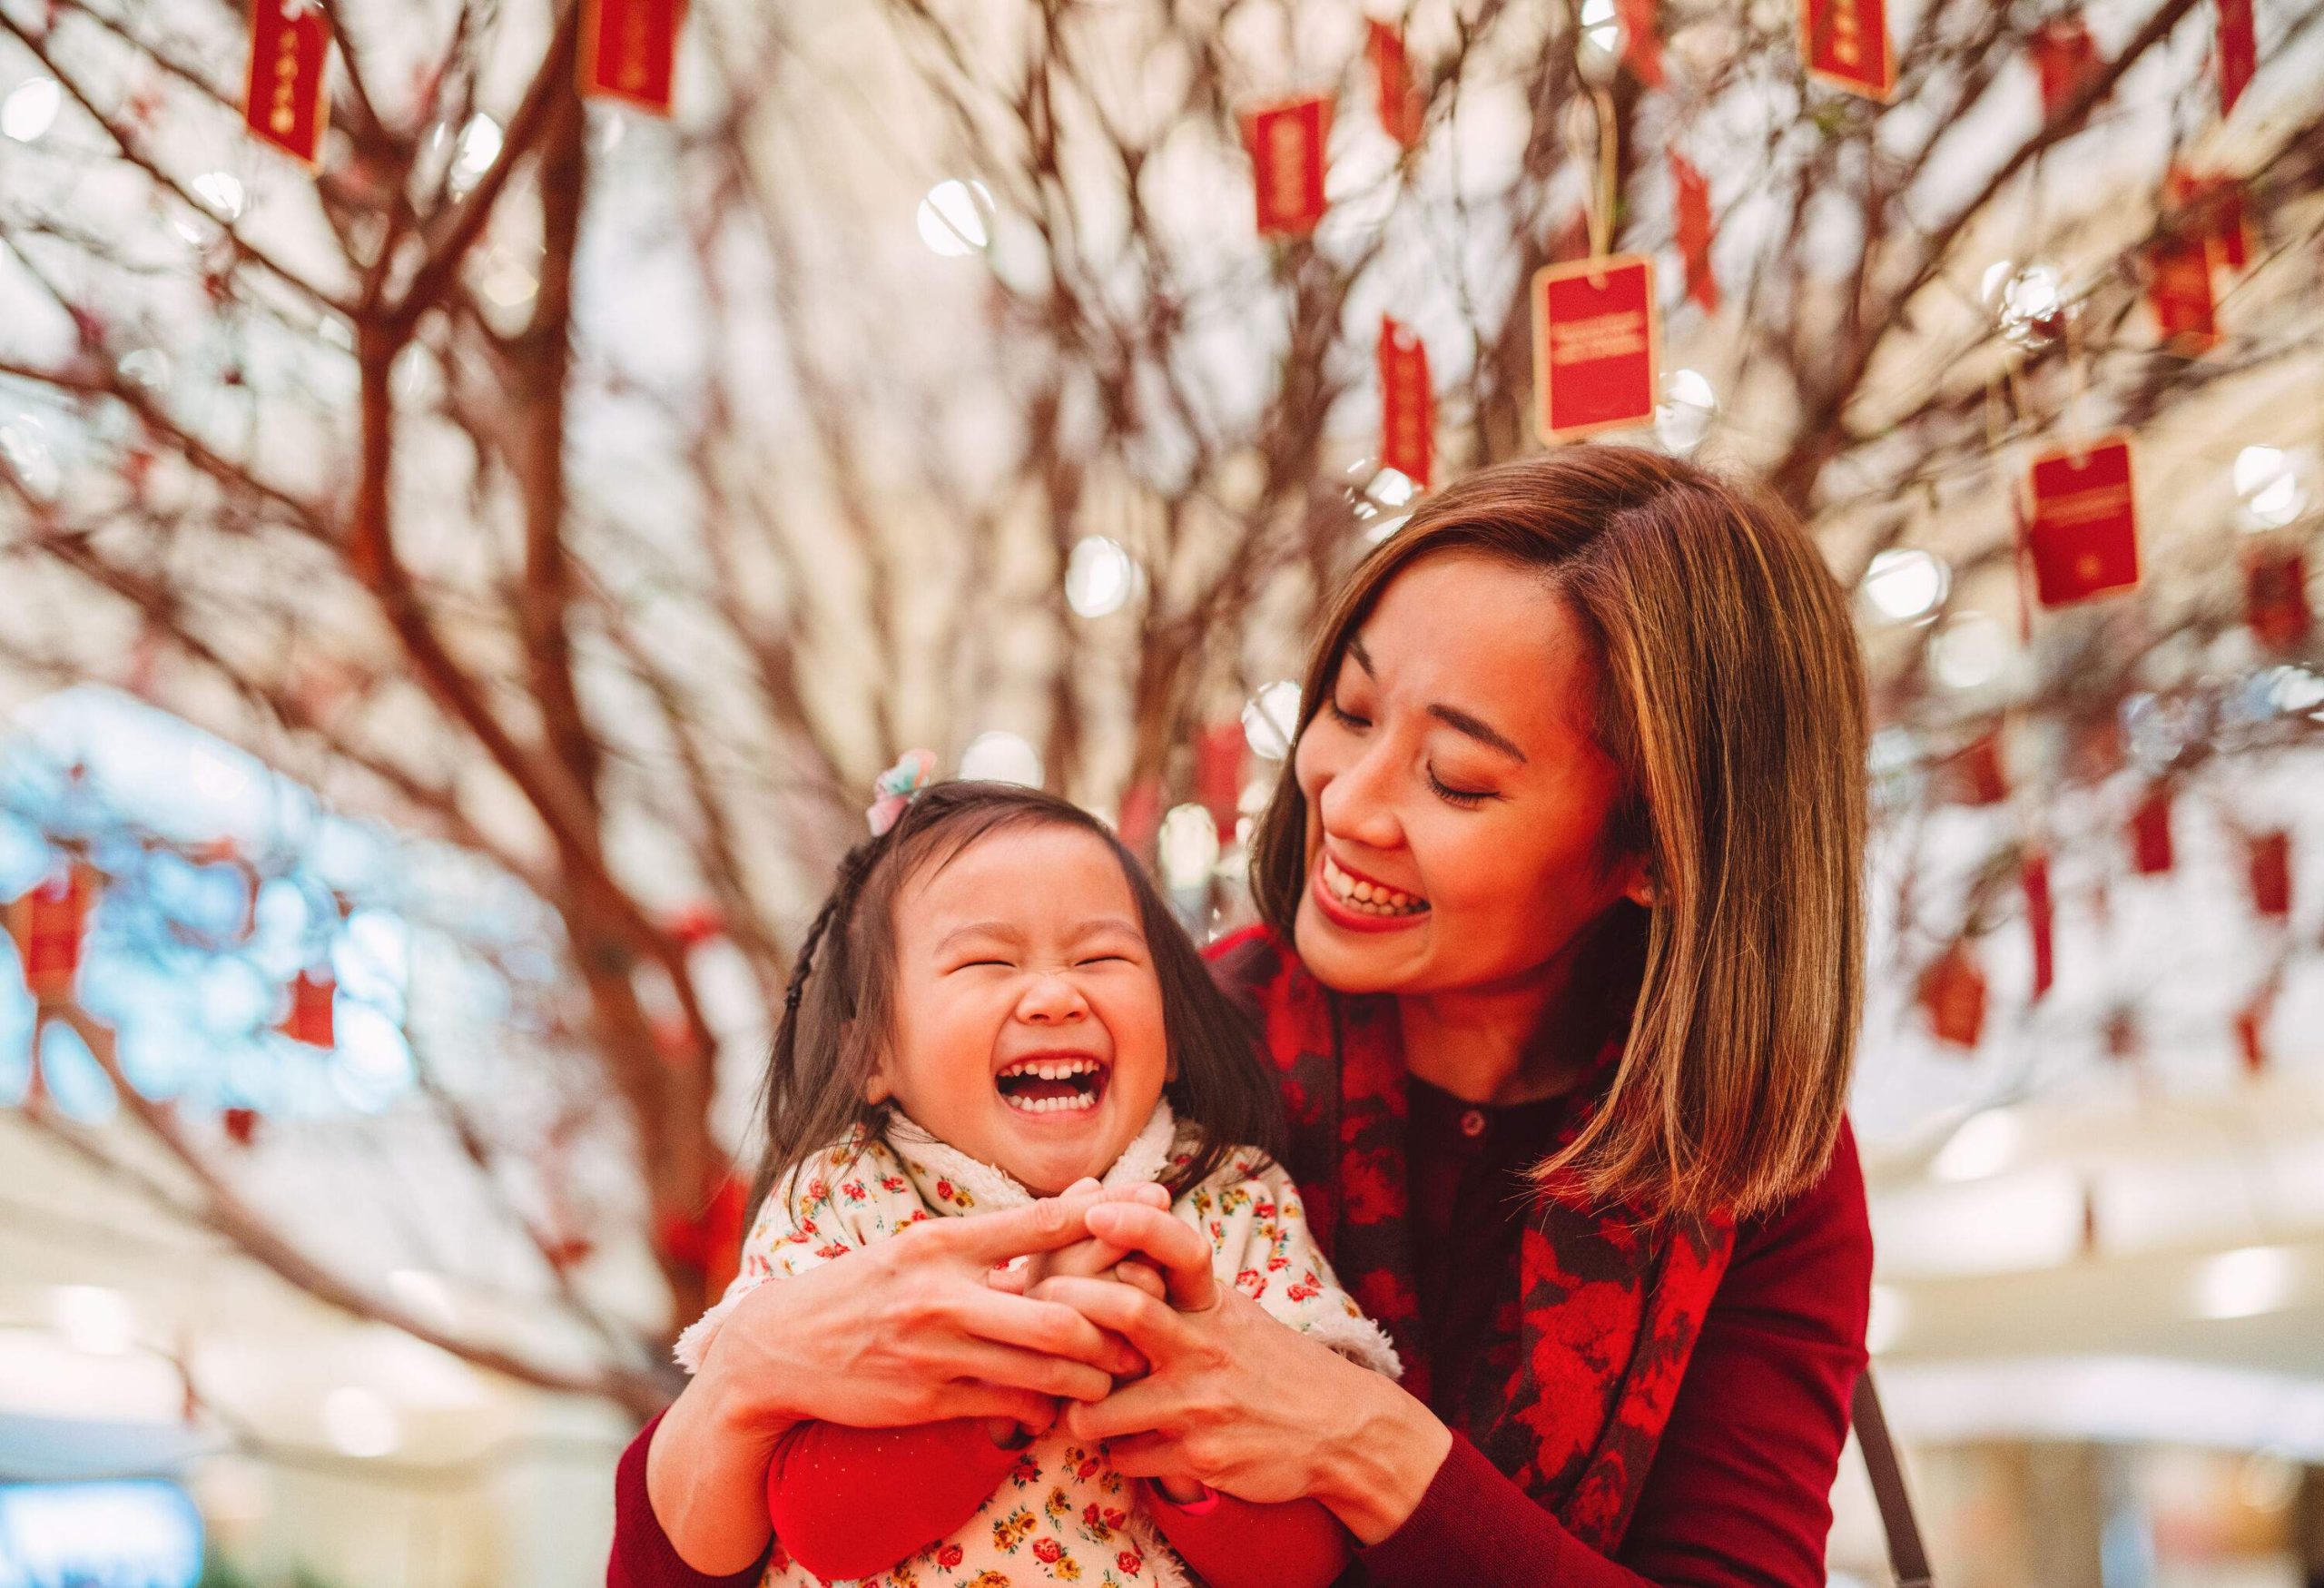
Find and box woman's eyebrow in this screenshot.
[1346,635,1375,674]
[1430,705,1528,764]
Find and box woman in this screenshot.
[613,447,1872,1586]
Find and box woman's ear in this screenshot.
[1618,853,1659,910]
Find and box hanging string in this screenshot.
[1589,85,1619,282]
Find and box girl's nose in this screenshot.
[1016,972,1090,1024]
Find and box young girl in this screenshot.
[674,761,1399,1588]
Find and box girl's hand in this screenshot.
[1035,1200,1453,1544]
[646,1185,1147,1573]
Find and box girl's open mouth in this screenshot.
[994,1054,1110,1116]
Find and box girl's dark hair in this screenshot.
[751,780,1285,1212]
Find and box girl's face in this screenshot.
[869,823,1171,1196]
[1292,550,1649,997]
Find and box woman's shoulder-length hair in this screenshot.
[1247,447,1868,1222]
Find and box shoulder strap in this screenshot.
[1852,1369,1934,1588]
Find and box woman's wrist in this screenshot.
[1307,1370,1452,1546]
[645,1346,798,1574]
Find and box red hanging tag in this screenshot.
[2130,785,2173,874]
[1531,254,1659,442]
[2249,829,2291,919]
[1945,730,2008,806]
[2023,851,2054,1001]
[1669,153,1718,313]
[2146,225,2220,352]
[2031,12,2102,119]
[579,0,684,114]
[2245,546,2310,651]
[1365,22,1423,149]
[278,970,337,1047]
[2217,0,2256,116]
[1194,723,1247,843]
[1618,0,1665,87]
[2234,999,2269,1074]
[222,1106,260,1147]
[1801,0,1894,99]
[242,0,331,168]
[14,866,96,1003]
[2168,166,2252,273]
[2024,436,2140,608]
[1115,776,1164,853]
[1245,95,1333,239]
[1918,944,1987,1049]
[1378,316,1434,489]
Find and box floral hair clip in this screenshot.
[866,748,940,836]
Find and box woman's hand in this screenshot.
[1039,1199,1455,1545]
[646,1184,1149,1573]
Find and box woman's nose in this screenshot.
[1016,973,1090,1024]
[1317,742,1403,853]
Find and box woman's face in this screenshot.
[1292,550,1649,997]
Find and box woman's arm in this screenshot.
[1059,1132,1874,1588]
[635,1187,1153,1578]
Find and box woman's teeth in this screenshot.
[1322,853,1429,916]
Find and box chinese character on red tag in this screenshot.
[1379,316,1433,489]
[580,0,683,115]
[1365,22,1423,149]
[2024,436,2140,608]
[1245,95,1332,238]
[1801,0,1894,98]
[1531,254,1659,442]
[243,0,330,166]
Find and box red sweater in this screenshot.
[606,1081,1870,1586]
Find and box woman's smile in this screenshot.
[1310,849,1432,933]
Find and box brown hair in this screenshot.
[1249,449,1867,1220]
[753,781,1285,1211]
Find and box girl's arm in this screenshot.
[1141,1484,1351,1588]
[764,1419,1026,1581]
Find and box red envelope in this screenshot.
[1531,254,1659,442]
[2218,0,2256,115]
[243,0,331,166]
[1919,945,1986,1049]
[2246,547,2310,651]
[2250,830,2291,919]
[1246,95,1333,238]
[1379,316,1433,488]
[2024,436,2140,607]
[581,0,683,114]
[2131,785,2173,875]
[1801,0,1894,99]
[1618,0,1664,87]
[2030,13,2101,118]
[1670,153,1718,312]
[1366,22,1423,149]
[2024,852,2054,1001]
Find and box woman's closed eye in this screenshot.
[1324,696,1370,730]
[1426,766,1495,808]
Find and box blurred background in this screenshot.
[2,0,2322,1583]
